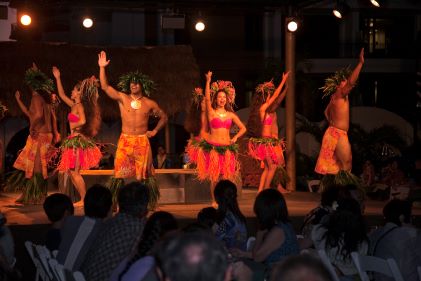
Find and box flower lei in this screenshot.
[117,70,155,96]
[255,80,275,97]
[192,87,204,107]
[319,67,352,98]
[210,80,236,106]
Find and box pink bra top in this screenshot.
[210,118,232,129]
[68,113,80,123]
[263,114,273,125]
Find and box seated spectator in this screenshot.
[43,193,74,251]
[369,199,421,281]
[270,254,334,281]
[81,181,149,281]
[232,189,299,270]
[214,180,247,251]
[153,145,172,169]
[361,160,376,188]
[311,198,368,280]
[155,232,232,281]
[110,211,178,281]
[0,212,20,281]
[197,207,217,230]
[57,184,112,271]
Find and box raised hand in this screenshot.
[282,71,290,80]
[15,90,21,100]
[98,51,110,67]
[205,71,212,82]
[359,48,364,64]
[52,66,60,79]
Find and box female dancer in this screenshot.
[52,66,102,205]
[248,72,289,193]
[190,71,246,206]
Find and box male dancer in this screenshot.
[98,51,167,207]
[315,48,364,175]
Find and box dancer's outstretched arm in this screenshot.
[342,48,364,96]
[204,71,215,116]
[15,90,29,117]
[98,51,123,102]
[260,71,290,115]
[52,66,73,107]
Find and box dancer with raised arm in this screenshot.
[247,71,289,193]
[8,64,59,204]
[52,66,102,206]
[315,48,364,189]
[98,51,168,208]
[189,71,246,206]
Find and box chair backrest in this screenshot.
[73,271,86,281]
[417,266,421,281]
[35,245,54,280]
[246,236,256,252]
[351,252,404,281]
[48,258,66,281]
[307,180,321,192]
[317,249,341,281]
[25,241,40,281]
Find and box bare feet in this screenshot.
[73,200,84,207]
[211,201,218,208]
[277,185,291,194]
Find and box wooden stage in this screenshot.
[1,188,419,226]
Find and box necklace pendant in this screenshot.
[131,100,142,110]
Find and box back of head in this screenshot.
[383,199,412,226]
[197,207,217,228]
[214,180,245,223]
[84,184,112,219]
[118,181,149,216]
[270,254,334,281]
[156,232,229,281]
[43,193,74,222]
[254,189,289,230]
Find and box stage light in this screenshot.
[83,17,93,28]
[20,14,32,26]
[195,21,205,32]
[332,1,350,19]
[370,0,381,7]
[287,20,298,32]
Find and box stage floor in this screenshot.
[2,188,419,225]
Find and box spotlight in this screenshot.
[286,17,299,32]
[195,21,205,32]
[83,17,93,28]
[370,0,381,7]
[20,14,32,26]
[332,1,350,19]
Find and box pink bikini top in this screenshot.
[68,113,80,123]
[263,114,273,125]
[210,118,232,129]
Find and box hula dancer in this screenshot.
[247,71,289,193]
[10,64,59,204]
[98,51,167,208]
[315,48,364,189]
[52,66,102,206]
[189,71,246,206]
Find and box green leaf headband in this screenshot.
[24,67,55,93]
[320,67,352,98]
[117,70,155,96]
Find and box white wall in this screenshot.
[0,3,16,42]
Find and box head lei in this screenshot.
[117,70,155,96]
[320,67,352,98]
[80,76,99,102]
[192,87,204,107]
[210,80,236,106]
[0,101,7,119]
[255,80,275,99]
[24,64,55,93]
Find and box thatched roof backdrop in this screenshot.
[0,42,200,120]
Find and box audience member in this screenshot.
[110,211,178,281]
[197,207,217,230]
[57,184,112,271]
[81,181,149,281]
[153,145,172,169]
[155,232,232,281]
[369,199,421,281]
[214,180,247,251]
[42,193,74,251]
[311,198,368,280]
[270,254,334,281]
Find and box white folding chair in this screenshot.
[48,258,66,281]
[35,245,54,281]
[351,252,404,281]
[307,180,320,192]
[417,266,421,281]
[73,271,86,281]
[25,241,41,281]
[317,249,340,281]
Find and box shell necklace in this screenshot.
[130,95,143,110]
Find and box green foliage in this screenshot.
[4,170,26,191]
[191,139,238,154]
[319,170,362,193]
[24,68,55,93]
[271,166,290,188]
[319,67,352,98]
[117,71,155,96]
[61,135,97,149]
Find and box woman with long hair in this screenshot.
[247,72,289,193]
[189,71,246,206]
[213,180,247,250]
[110,211,178,281]
[52,66,102,205]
